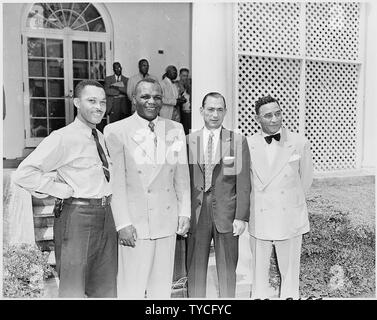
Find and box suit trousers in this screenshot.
[53,202,118,298]
[117,235,176,299]
[187,191,239,298]
[249,234,302,299]
[108,96,131,123]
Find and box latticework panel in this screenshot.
[305,61,359,171]
[306,2,360,61]
[237,55,301,136]
[238,2,301,56]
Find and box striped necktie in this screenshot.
[92,128,110,182]
[204,132,214,192]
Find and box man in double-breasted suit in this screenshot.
[104,62,132,123]
[247,95,313,299]
[186,92,251,298]
[104,78,191,299]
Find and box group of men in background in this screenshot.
[14,67,313,299]
[104,59,191,135]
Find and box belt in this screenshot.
[65,195,112,207]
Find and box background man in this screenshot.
[247,95,313,299]
[186,92,251,298]
[175,68,191,135]
[104,62,132,124]
[127,58,158,110]
[159,65,186,122]
[104,78,191,298]
[13,80,117,298]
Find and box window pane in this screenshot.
[47,59,64,78]
[72,3,90,15]
[30,99,47,117]
[73,61,89,79]
[31,119,48,137]
[48,99,65,117]
[71,17,88,31]
[49,119,66,133]
[88,18,105,32]
[89,42,105,60]
[46,39,63,58]
[90,61,105,80]
[27,4,49,29]
[29,79,46,97]
[72,41,88,60]
[28,38,45,57]
[48,79,65,97]
[28,59,45,77]
[84,4,101,21]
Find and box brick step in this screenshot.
[35,226,54,242]
[37,239,55,252]
[47,251,56,266]
[34,205,54,227]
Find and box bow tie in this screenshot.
[264,133,281,144]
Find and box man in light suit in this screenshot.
[104,62,131,123]
[247,95,313,299]
[186,92,251,298]
[104,78,191,299]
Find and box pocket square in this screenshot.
[223,156,235,165]
[288,154,301,162]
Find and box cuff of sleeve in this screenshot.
[116,223,132,232]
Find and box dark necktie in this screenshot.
[204,132,214,191]
[92,128,110,182]
[265,133,281,144]
[148,121,157,147]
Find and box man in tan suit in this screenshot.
[104,78,191,298]
[247,95,313,299]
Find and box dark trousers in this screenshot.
[180,111,191,135]
[187,191,239,298]
[53,202,118,298]
[108,96,131,123]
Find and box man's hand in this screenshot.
[176,216,190,237]
[232,219,246,236]
[118,225,137,247]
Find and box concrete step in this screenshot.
[33,205,54,227]
[35,226,53,242]
[47,250,56,266]
[37,239,55,252]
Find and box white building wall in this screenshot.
[363,1,377,169]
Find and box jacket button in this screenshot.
[138,170,142,174]
[198,201,201,206]
[148,189,151,193]
[200,186,204,191]
[167,206,170,209]
[281,191,285,194]
[167,188,170,192]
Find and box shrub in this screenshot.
[3,243,53,298]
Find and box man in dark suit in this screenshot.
[104,62,131,123]
[186,92,251,298]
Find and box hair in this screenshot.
[254,95,280,115]
[138,59,149,67]
[179,68,189,74]
[113,62,121,68]
[133,78,162,97]
[201,92,226,109]
[74,79,104,98]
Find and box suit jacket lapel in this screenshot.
[188,129,204,173]
[213,128,231,166]
[147,120,164,185]
[129,113,154,163]
[249,133,271,186]
[263,128,294,187]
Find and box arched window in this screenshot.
[22,3,112,146]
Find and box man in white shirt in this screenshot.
[104,78,191,298]
[247,95,314,299]
[126,59,158,109]
[159,65,187,122]
[13,80,117,298]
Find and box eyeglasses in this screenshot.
[260,110,282,120]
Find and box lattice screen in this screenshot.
[238,55,301,136]
[237,2,362,172]
[306,2,360,61]
[305,61,359,171]
[238,2,301,56]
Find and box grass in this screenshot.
[269,175,375,298]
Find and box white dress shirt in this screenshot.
[262,128,282,166]
[160,77,179,107]
[13,117,112,199]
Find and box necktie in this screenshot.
[148,121,155,132]
[92,129,110,182]
[265,133,281,144]
[204,132,214,192]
